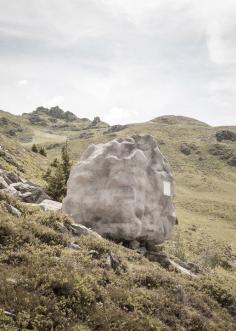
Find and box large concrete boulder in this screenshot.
[63,135,176,245]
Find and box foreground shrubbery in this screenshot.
[0,194,235,330]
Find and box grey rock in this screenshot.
[63,135,176,245]
[0,176,8,189]
[55,222,68,233]
[180,143,191,155]
[11,182,31,192]
[19,186,49,203]
[228,156,236,167]
[1,185,18,196]
[69,223,101,238]
[105,253,120,270]
[88,250,99,258]
[3,171,23,184]
[39,199,62,211]
[68,242,80,250]
[129,240,140,250]
[4,203,21,217]
[137,246,147,255]
[147,250,171,268]
[216,130,236,142]
[169,260,197,277]
[91,116,101,126]
[104,124,127,134]
[228,304,236,316]
[179,261,201,274]
[19,191,32,199]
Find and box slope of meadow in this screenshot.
[0,111,235,330]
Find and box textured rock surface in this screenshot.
[63,135,176,244]
[39,199,62,211]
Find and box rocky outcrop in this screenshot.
[0,146,24,171]
[33,106,77,122]
[63,134,176,245]
[0,170,50,203]
[216,130,236,142]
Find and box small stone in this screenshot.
[5,172,23,184]
[4,203,21,217]
[187,262,201,274]
[129,240,140,250]
[19,191,32,199]
[0,176,8,189]
[137,246,147,255]
[105,253,121,270]
[228,304,236,316]
[146,242,160,252]
[39,199,62,212]
[4,310,16,319]
[68,242,80,250]
[88,250,99,258]
[55,222,68,233]
[180,143,191,155]
[1,185,18,196]
[69,223,101,238]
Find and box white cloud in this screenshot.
[17,79,28,86]
[103,107,138,125]
[46,96,65,108]
[0,0,236,126]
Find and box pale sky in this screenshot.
[0,0,236,126]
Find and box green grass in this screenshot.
[0,113,236,330]
[0,193,235,331]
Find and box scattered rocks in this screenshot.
[6,172,23,184]
[39,199,62,212]
[28,114,47,126]
[216,130,236,142]
[0,170,50,203]
[208,144,233,160]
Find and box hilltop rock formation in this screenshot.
[63,135,176,245]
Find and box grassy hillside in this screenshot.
[0,194,235,331]
[0,133,48,184]
[0,110,235,330]
[1,110,236,248]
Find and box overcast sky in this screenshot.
[0,0,235,126]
